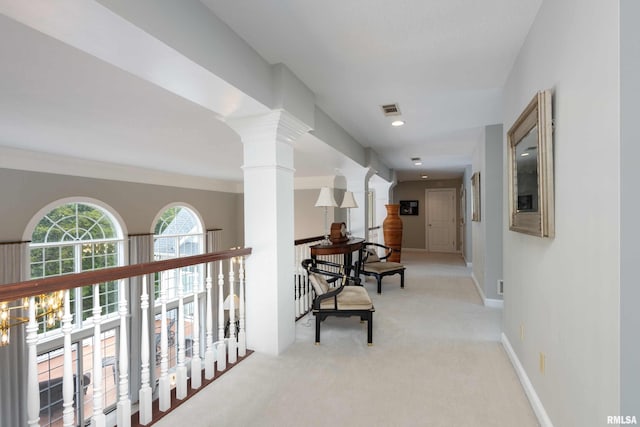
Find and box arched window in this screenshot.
[27,200,125,425]
[29,201,125,330]
[153,205,204,299]
[152,205,204,371]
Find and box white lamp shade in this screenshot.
[315,187,338,207]
[223,294,240,310]
[340,191,358,208]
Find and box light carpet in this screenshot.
[155,251,539,427]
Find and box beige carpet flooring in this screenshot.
[155,251,539,427]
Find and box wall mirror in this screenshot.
[471,172,480,222]
[507,90,554,237]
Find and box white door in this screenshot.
[426,189,456,252]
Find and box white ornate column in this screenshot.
[229,110,310,355]
[204,262,215,379]
[343,168,373,240]
[91,284,105,427]
[190,275,202,389]
[138,275,152,425]
[116,279,131,427]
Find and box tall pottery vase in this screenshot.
[383,204,403,262]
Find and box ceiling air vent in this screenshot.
[381,103,401,117]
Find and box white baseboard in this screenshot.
[485,298,504,309]
[471,273,504,308]
[463,254,471,267]
[471,272,485,302]
[501,333,554,427]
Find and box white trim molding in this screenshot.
[501,333,554,427]
[471,273,503,308]
[485,299,504,309]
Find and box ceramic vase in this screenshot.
[383,204,403,262]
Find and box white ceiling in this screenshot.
[202,0,542,181]
[0,1,542,185]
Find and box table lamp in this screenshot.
[340,191,358,238]
[315,187,337,244]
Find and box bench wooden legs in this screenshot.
[314,311,373,346]
[373,270,405,294]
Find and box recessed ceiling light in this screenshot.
[414,161,422,166]
[421,175,428,179]
[411,157,422,166]
[391,120,405,127]
[521,152,530,157]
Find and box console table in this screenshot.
[310,238,364,277]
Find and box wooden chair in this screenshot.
[302,258,375,346]
[357,242,406,294]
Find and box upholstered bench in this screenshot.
[358,243,405,294]
[302,258,375,346]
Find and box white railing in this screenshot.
[0,248,250,427]
[368,226,383,247]
[294,236,344,320]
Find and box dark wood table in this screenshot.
[310,238,364,278]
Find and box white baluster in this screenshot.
[228,259,237,364]
[176,269,187,399]
[238,256,246,357]
[158,273,170,412]
[138,276,152,425]
[293,246,302,319]
[191,273,202,389]
[62,290,74,427]
[117,280,131,427]
[216,260,226,371]
[204,262,215,380]
[26,297,39,427]
[297,246,303,318]
[92,284,105,427]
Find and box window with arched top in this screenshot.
[30,202,125,330]
[153,205,204,298]
[152,204,204,372]
[27,200,126,425]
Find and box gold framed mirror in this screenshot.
[471,172,481,222]
[507,90,554,237]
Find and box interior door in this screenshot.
[426,189,456,252]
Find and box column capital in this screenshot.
[227,109,311,145]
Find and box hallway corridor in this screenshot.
[155,251,538,427]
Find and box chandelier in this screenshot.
[0,291,65,346]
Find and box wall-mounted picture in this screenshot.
[507,89,554,237]
[471,172,481,221]
[399,200,419,216]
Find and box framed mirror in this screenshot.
[471,172,481,222]
[507,90,554,237]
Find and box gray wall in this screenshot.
[392,179,463,251]
[502,0,619,425]
[463,165,473,264]
[471,125,503,302]
[0,168,243,250]
[620,0,640,416]
[293,188,346,240]
[484,124,503,300]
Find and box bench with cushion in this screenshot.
[302,258,375,346]
[358,242,406,294]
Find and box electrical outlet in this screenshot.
[539,352,546,374]
[520,324,524,341]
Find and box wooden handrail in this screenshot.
[0,247,252,303]
[294,235,325,245]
